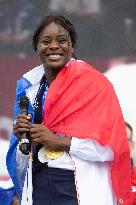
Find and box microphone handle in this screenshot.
[20,133,30,155]
[20,108,31,155]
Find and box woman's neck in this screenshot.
[44,67,61,86]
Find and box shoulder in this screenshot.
[72,59,114,91]
[15,64,44,96]
[22,64,44,85]
[17,64,44,85]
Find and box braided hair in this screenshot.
[32,15,77,55]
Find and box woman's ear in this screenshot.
[68,38,74,54]
[69,46,74,55]
[71,47,74,54]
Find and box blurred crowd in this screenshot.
[0,0,136,58]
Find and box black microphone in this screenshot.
[19,96,31,155]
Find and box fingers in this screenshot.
[13,114,32,139]
[30,125,43,143]
[30,133,41,145]
[29,124,52,145]
[31,138,41,145]
[17,114,31,121]
[30,124,45,133]
[30,127,46,145]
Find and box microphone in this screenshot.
[19,96,31,155]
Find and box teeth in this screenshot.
[49,54,60,57]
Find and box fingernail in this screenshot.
[27,116,30,119]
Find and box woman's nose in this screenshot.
[49,40,59,49]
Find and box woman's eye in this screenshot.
[58,38,67,43]
[40,39,50,45]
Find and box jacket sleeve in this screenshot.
[70,137,114,162]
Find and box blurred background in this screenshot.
[0,0,136,180]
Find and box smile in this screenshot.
[47,54,63,60]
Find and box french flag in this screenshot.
[0,179,15,205]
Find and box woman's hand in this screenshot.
[30,124,57,149]
[30,124,71,151]
[13,114,31,140]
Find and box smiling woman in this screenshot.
[7,15,131,205]
[36,22,73,75]
[32,15,77,85]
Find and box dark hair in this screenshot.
[32,15,77,52]
[125,121,133,140]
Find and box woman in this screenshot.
[7,15,131,205]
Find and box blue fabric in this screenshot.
[32,167,78,205]
[0,187,15,205]
[14,78,32,118]
[6,77,34,203]
[6,75,48,204]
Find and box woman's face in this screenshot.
[37,22,73,70]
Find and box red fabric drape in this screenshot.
[42,59,131,203]
[126,167,136,205]
[131,167,136,186]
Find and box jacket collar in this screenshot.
[16,64,44,97]
[23,64,44,85]
[16,58,74,97]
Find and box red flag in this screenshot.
[42,59,131,203]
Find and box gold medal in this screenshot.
[45,148,64,160]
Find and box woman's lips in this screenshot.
[47,54,63,60]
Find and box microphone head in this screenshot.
[19,96,29,109]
